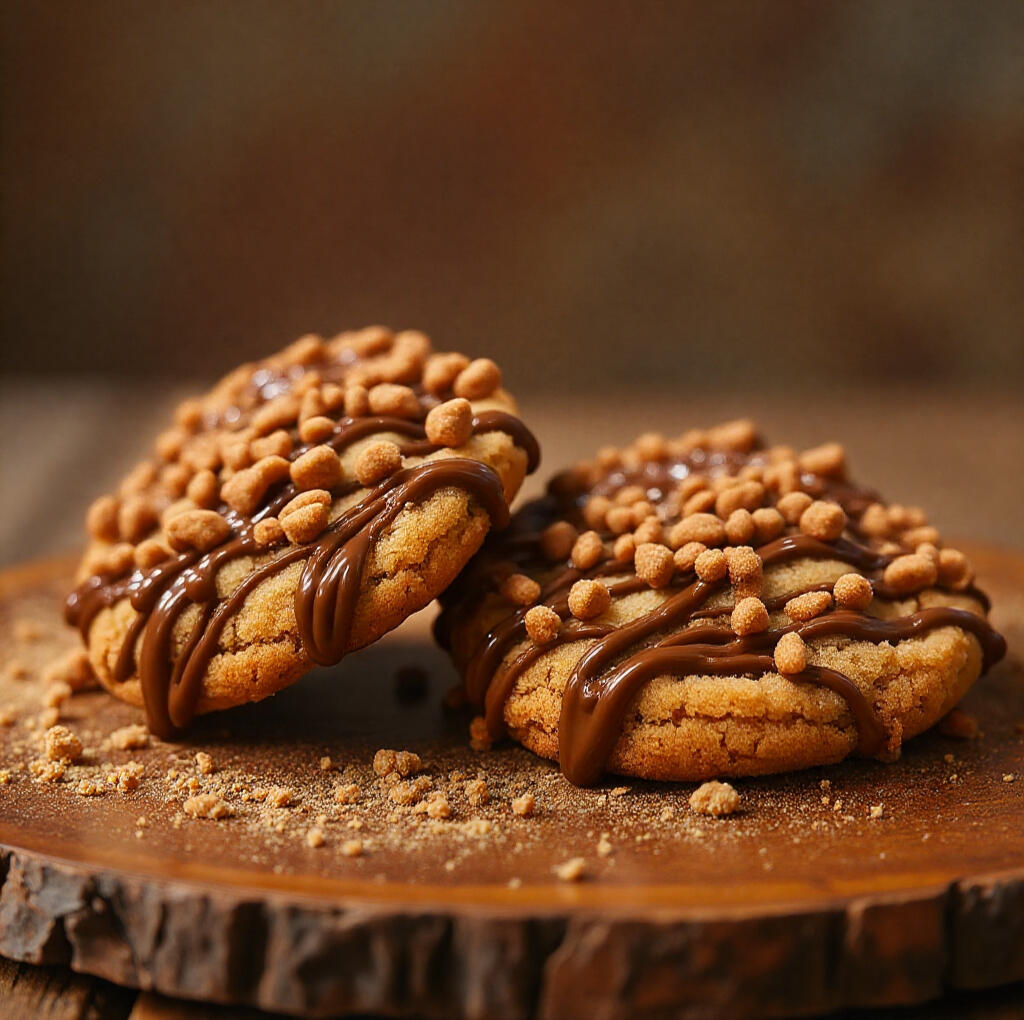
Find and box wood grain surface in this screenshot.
[0,383,1021,1018]
[0,545,1021,1019]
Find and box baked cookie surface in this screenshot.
[437,421,1005,785]
[66,328,539,736]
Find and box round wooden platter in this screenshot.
[0,549,1021,1020]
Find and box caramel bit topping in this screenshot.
[453,358,502,400]
[166,509,232,553]
[134,539,169,569]
[776,491,812,525]
[524,605,561,644]
[290,445,342,492]
[76,327,527,597]
[118,496,158,544]
[834,573,873,611]
[674,541,706,573]
[86,495,120,542]
[423,352,470,396]
[280,493,331,545]
[694,548,727,583]
[799,500,847,542]
[571,530,605,570]
[368,383,419,419]
[222,455,290,515]
[726,546,763,598]
[724,508,755,545]
[938,548,973,590]
[540,521,577,562]
[354,440,402,487]
[425,398,473,448]
[186,469,220,509]
[774,632,808,675]
[253,517,285,548]
[731,596,769,635]
[252,429,293,461]
[634,542,674,589]
[613,534,636,564]
[300,415,336,444]
[785,591,834,622]
[798,442,846,478]
[671,513,727,549]
[500,573,541,607]
[582,495,611,531]
[751,507,784,543]
[883,553,938,595]
[715,481,764,519]
[568,579,611,620]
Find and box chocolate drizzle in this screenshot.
[442,444,1007,786]
[67,410,538,737]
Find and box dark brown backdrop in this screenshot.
[3,1,1024,391]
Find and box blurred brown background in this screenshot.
[1,1,1023,563]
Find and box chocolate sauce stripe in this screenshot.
[458,522,1003,785]
[67,405,538,737]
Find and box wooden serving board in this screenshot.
[0,548,1021,1020]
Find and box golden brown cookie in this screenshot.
[437,421,1005,785]
[66,328,539,736]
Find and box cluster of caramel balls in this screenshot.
[81,328,504,578]
[501,421,975,665]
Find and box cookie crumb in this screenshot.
[389,776,431,805]
[267,786,294,808]
[689,781,740,817]
[1004,774,1016,783]
[373,748,423,778]
[511,793,535,817]
[869,804,884,819]
[335,783,361,804]
[43,725,82,763]
[76,779,103,797]
[183,793,233,819]
[195,751,214,775]
[306,827,325,848]
[425,793,451,819]
[554,857,587,882]
[341,839,364,857]
[107,761,144,792]
[597,835,613,857]
[465,778,489,806]
[109,724,149,750]
[29,759,65,782]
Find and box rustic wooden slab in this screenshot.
[0,548,1021,1019]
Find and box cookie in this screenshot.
[437,421,1005,785]
[66,328,539,736]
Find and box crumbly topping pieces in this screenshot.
[77,327,525,581]
[440,419,1004,786]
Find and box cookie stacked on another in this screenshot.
[437,420,1005,785]
[66,327,539,736]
